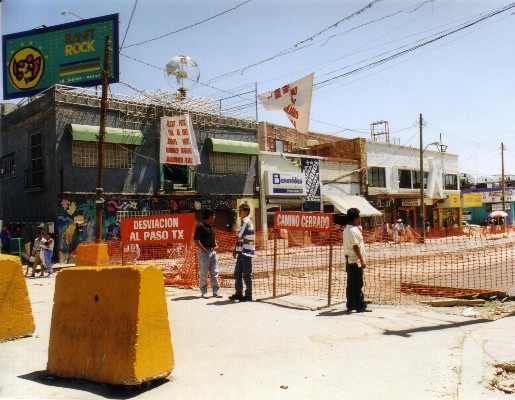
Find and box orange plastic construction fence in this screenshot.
[101,224,515,303]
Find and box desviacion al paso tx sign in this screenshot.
[2,14,119,100]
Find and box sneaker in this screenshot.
[212,292,223,298]
[228,293,243,301]
[201,293,209,299]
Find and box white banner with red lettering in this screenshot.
[257,72,314,134]
[160,114,200,165]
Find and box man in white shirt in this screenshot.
[343,208,367,312]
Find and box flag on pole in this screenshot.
[257,72,314,134]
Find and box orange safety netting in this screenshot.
[100,225,515,303]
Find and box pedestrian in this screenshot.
[229,204,255,302]
[27,231,46,277]
[193,208,221,299]
[13,224,32,264]
[40,231,55,278]
[343,207,367,312]
[1,225,11,254]
[391,220,399,243]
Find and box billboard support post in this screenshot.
[95,36,111,243]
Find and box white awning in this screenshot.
[324,194,382,217]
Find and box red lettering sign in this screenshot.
[274,212,333,232]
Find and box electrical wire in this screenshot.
[123,0,251,49]
[119,0,139,52]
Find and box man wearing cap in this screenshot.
[27,231,45,277]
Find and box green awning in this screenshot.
[67,124,144,146]
[205,138,259,155]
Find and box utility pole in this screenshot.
[95,36,112,242]
[419,113,425,243]
[501,142,506,212]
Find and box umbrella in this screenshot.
[490,210,508,218]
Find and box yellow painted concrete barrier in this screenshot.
[74,243,110,266]
[47,265,174,385]
[0,255,35,341]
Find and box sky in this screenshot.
[1,0,515,179]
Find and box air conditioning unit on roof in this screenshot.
[294,139,319,149]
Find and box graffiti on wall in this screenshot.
[57,196,237,256]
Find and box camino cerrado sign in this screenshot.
[274,211,333,232]
[121,213,196,244]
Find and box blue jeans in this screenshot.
[197,250,220,294]
[234,254,253,297]
[43,250,54,275]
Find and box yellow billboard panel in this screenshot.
[462,193,483,208]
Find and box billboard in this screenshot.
[2,14,119,100]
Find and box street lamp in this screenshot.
[419,140,440,243]
[61,10,84,20]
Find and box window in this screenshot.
[208,153,251,174]
[412,171,429,189]
[399,169,412,189]
[444,174,458,190]
[275,140,284,153]
[27,132,44,189]
[0,153,15,179]
[72,142,134,168]
[368,167,386,188]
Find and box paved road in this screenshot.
[0,275,513,400]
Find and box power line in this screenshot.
[119,0,139,52]
[123,0,251,49]
[313,3,515,90]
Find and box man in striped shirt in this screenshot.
[229,204,255,302]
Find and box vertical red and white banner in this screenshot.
[257,72,314,134]
[160,114,200,165]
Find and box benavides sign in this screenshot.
[2,14,119,100]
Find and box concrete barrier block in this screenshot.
[47,265,174,385]
[0,254,35,341]
[74,243,110,266]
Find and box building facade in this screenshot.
[0,86,259,261]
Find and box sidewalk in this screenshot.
[1,274,514,400]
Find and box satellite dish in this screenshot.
[165,55,200,98]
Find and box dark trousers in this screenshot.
[234,254,252,297]
[346,262,365,309]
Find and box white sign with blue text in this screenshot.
[267,171,307,196]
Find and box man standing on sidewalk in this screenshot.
[194,208,221,299]
[343,207,367,312]
[229,204,255,302]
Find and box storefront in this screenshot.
[435,193,461,228]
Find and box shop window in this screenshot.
[72,142,134,168]
[0,153,15,179]
[444,174,458,190]
[208,153,251,174]
[368,167,386,187]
